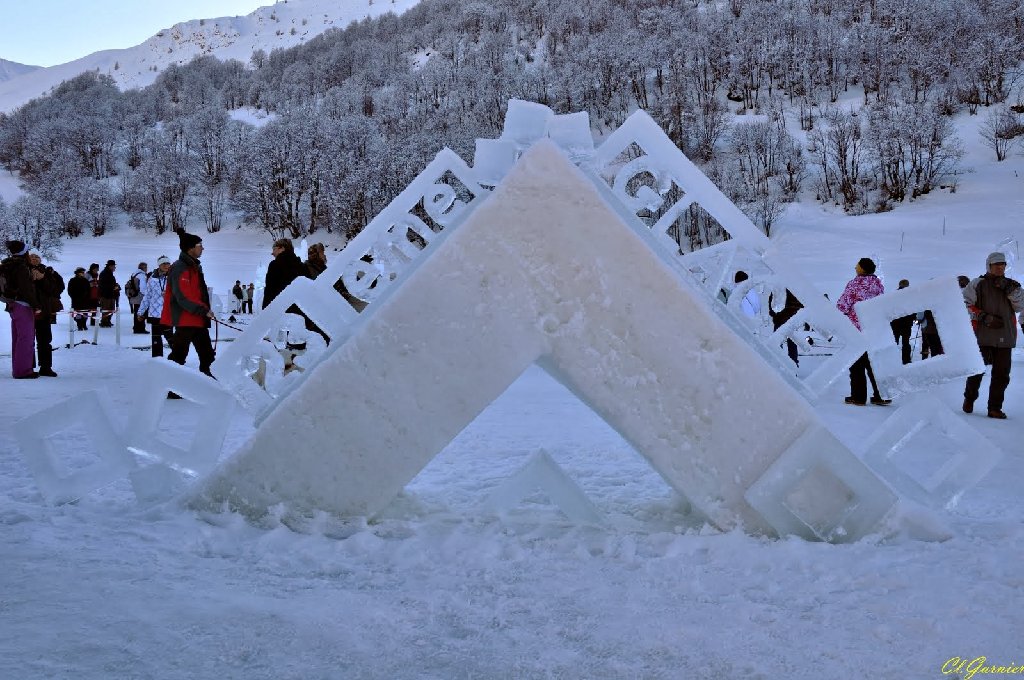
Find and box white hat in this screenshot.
[156,255,171,266]
[26,247,40,258]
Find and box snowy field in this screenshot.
[2,124,1024,678]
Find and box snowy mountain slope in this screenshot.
[0,58,40,84]
[0,0,421,113]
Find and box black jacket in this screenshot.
[99,266,118,298]
[31,264,65,322]
[68,274,91,310]
[1,254,39,309]
[263,251,308,309]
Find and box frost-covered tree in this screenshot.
[184,107,232,232]
[2,195,63,257]
[980,104,1024,161]
[811,107,867,212]
[232,107,325,238]
[124,126,193,234]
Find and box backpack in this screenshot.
[125,273,140,299]
[0,260,15,302]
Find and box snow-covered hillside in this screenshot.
[0,58,40,84]
[0,0,421,113]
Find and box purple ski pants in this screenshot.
[9,304,36,378]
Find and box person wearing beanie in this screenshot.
[837,257,891,406]
[137,255,174,358]
[162,230,215,389]
[962,252,1024,419]
[2,240,41,378]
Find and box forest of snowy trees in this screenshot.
[1,0,1023,255]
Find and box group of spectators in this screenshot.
[837,253,1024,419]
[4,229,216,393]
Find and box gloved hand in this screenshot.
[980,313,1004,329]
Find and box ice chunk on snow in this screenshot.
[855,276,984,397]
[14,391,135,504]
[862,394,1002,509]
[129,463,190,506]
[745,425,898,542]
[126,359,236,475]
[481,449,604,525]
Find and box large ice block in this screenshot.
[14,391,135,504]
[190,141,849,534]
[856,276,985,397]
[745,425,898,542]
[862,394,1002,509]
[473,138,518,187]
[126,359,236,475]
[500,99,554,149]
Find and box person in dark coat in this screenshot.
[86,262,101,326]
[768,289,803,366]
[162,230,216,386]
[67,267,91,331]
[262,238,308,309]
[98,259,119,327]
[28,250,64,377]
[304,242,328,280]
[962,252,1024,419]
[231,280,244,313]
[2,240,40,378]
[890,279,915,365]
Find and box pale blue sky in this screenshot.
[0,0,270,67]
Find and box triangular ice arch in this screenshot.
[189,141,854,534]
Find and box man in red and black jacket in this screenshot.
[162,229,216,378]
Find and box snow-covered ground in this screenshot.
[1,128,1023,677]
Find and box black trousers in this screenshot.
[34,318,53,370]
[148,318,173,358]
[168,326,215,376]
[130,302,147,332]
[921,333,944,360]
[965,346,1012,412]
[894,329,912,364]
[849,352,882,403]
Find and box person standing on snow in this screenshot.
[890,279,915,365]
[262,238,307,309]
[128,261,149,334]
[67,266,91,331]
[27,249,64,378]
[837,257,891,406]
[162,230,216,385]
[137,255,174,358]
[962,252,1024,419]
[98,259,120,327]
[2,240,40,379]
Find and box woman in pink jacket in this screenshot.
[836,257,891,406]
